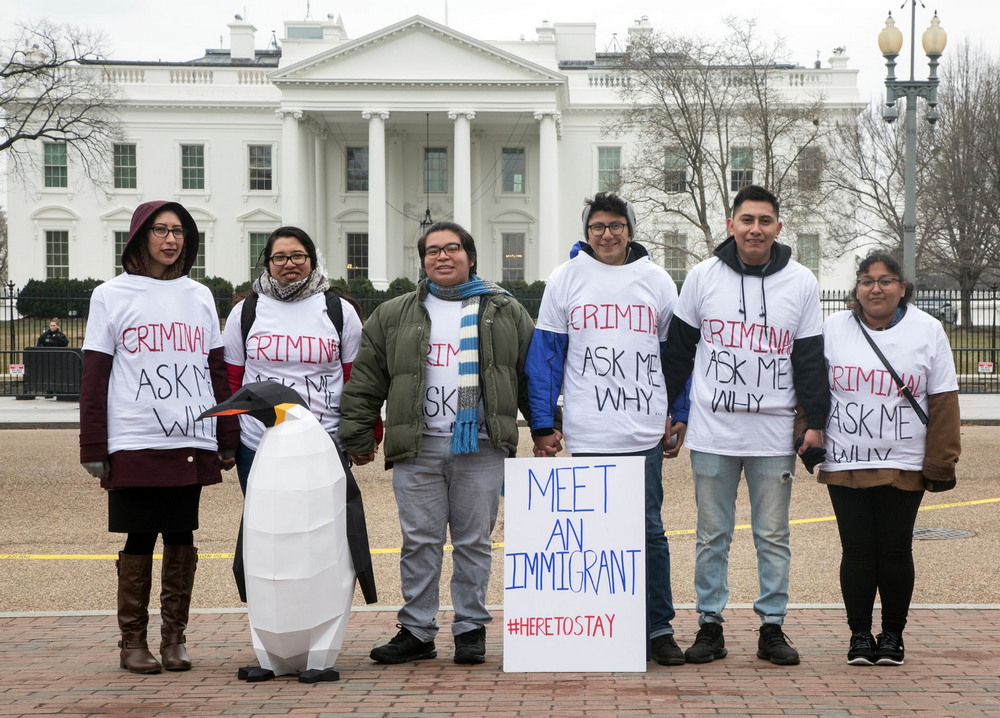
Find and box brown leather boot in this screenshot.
[116,552,162,674]
[160,545,198,671]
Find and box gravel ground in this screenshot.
[2,426,998,614]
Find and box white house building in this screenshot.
[5,14,864,290]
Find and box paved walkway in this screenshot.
[3,396,998,717]
[3,606,999,717]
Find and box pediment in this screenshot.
[236,208,281,223]
[271,16,564,87]
[100,207,133,222]
[32,205,79,220]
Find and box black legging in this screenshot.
[122,532,194,555]
[827,484,924,635]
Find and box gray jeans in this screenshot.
[392,435,505,642]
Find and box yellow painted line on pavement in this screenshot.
[4,497,998,561]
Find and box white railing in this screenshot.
[237,71,270,86]
[103,67,145,84]
[588,73,631,88]
[169,69,214,85]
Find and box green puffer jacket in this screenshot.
[340,282,534,463]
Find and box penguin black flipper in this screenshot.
[299,668,340,683]
[238,665,276,682]
[339,453,377,604]
[233,517,247,602]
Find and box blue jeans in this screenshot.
[689,450,795,626]
[576,443,675,638]
[391,436,506,642]
[235,442,255,495]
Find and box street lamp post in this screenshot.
[878,2,947,283]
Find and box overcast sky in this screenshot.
[3,0,997,102]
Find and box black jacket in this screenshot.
[37,329,69,348]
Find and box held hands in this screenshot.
[351,453,376,466]
[799,428,824,451]
[81,461,109,479]
[663,421,686,459]
[532,431,563,457]
[794,429,826,474]
[220,449,237,471]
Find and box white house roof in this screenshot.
[270,16,566,88]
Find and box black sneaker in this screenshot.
[453,626,486,665]
[875,631,905,666]
[370,625,437,664]
[847,631,876,666]
[650,634,685,666]
[757,624,800,665]
[684,622,727,664]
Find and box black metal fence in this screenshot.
[819,289,1000,393]
[1,284,996,397]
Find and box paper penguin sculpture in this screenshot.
[199,381,376,683]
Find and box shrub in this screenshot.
[501,279,547,318]
[16,277,103,318]
[387,277,417,297]
[234,280,253,297]
[197,276,235,318]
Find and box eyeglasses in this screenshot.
[424,243,464,258]
[269,253,310,266]
[587,222,628,236]
[150,225,185,239]
[857,277,901,289]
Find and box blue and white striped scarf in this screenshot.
[427,275,510,454]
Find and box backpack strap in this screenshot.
[240,292,260,351]
[324,289,345,340]
[240,290,345,360]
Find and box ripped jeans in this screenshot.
[689,451,796,626]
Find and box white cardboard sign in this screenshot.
[502,456,646,673]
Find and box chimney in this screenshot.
[229,15,257,62]
[627,15,653,46]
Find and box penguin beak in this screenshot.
[198,381,307,427]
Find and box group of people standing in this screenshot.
[79,185,959,676]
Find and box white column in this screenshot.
[363,109,390,290]
[471,129,485,238]
[449,110,475,228]
[277,108,305,224]
[535,111,561,279]
[387,130,406,280]
[313,130,327,259]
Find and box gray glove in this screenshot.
[82,461,110,479]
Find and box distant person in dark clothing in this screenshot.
[37,318,69,347]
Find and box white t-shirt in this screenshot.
[421,294,487,438]
[535,251,678,453]
[83,273,224,453]
[675,257,823,456]
[223,292,362,451]
[820,307,958,472]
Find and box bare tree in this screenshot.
[1,19,122,186]
[606,18,828,262]
[920,43,1000,320]
[825,42,1000,319]
[823,103,908,251]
